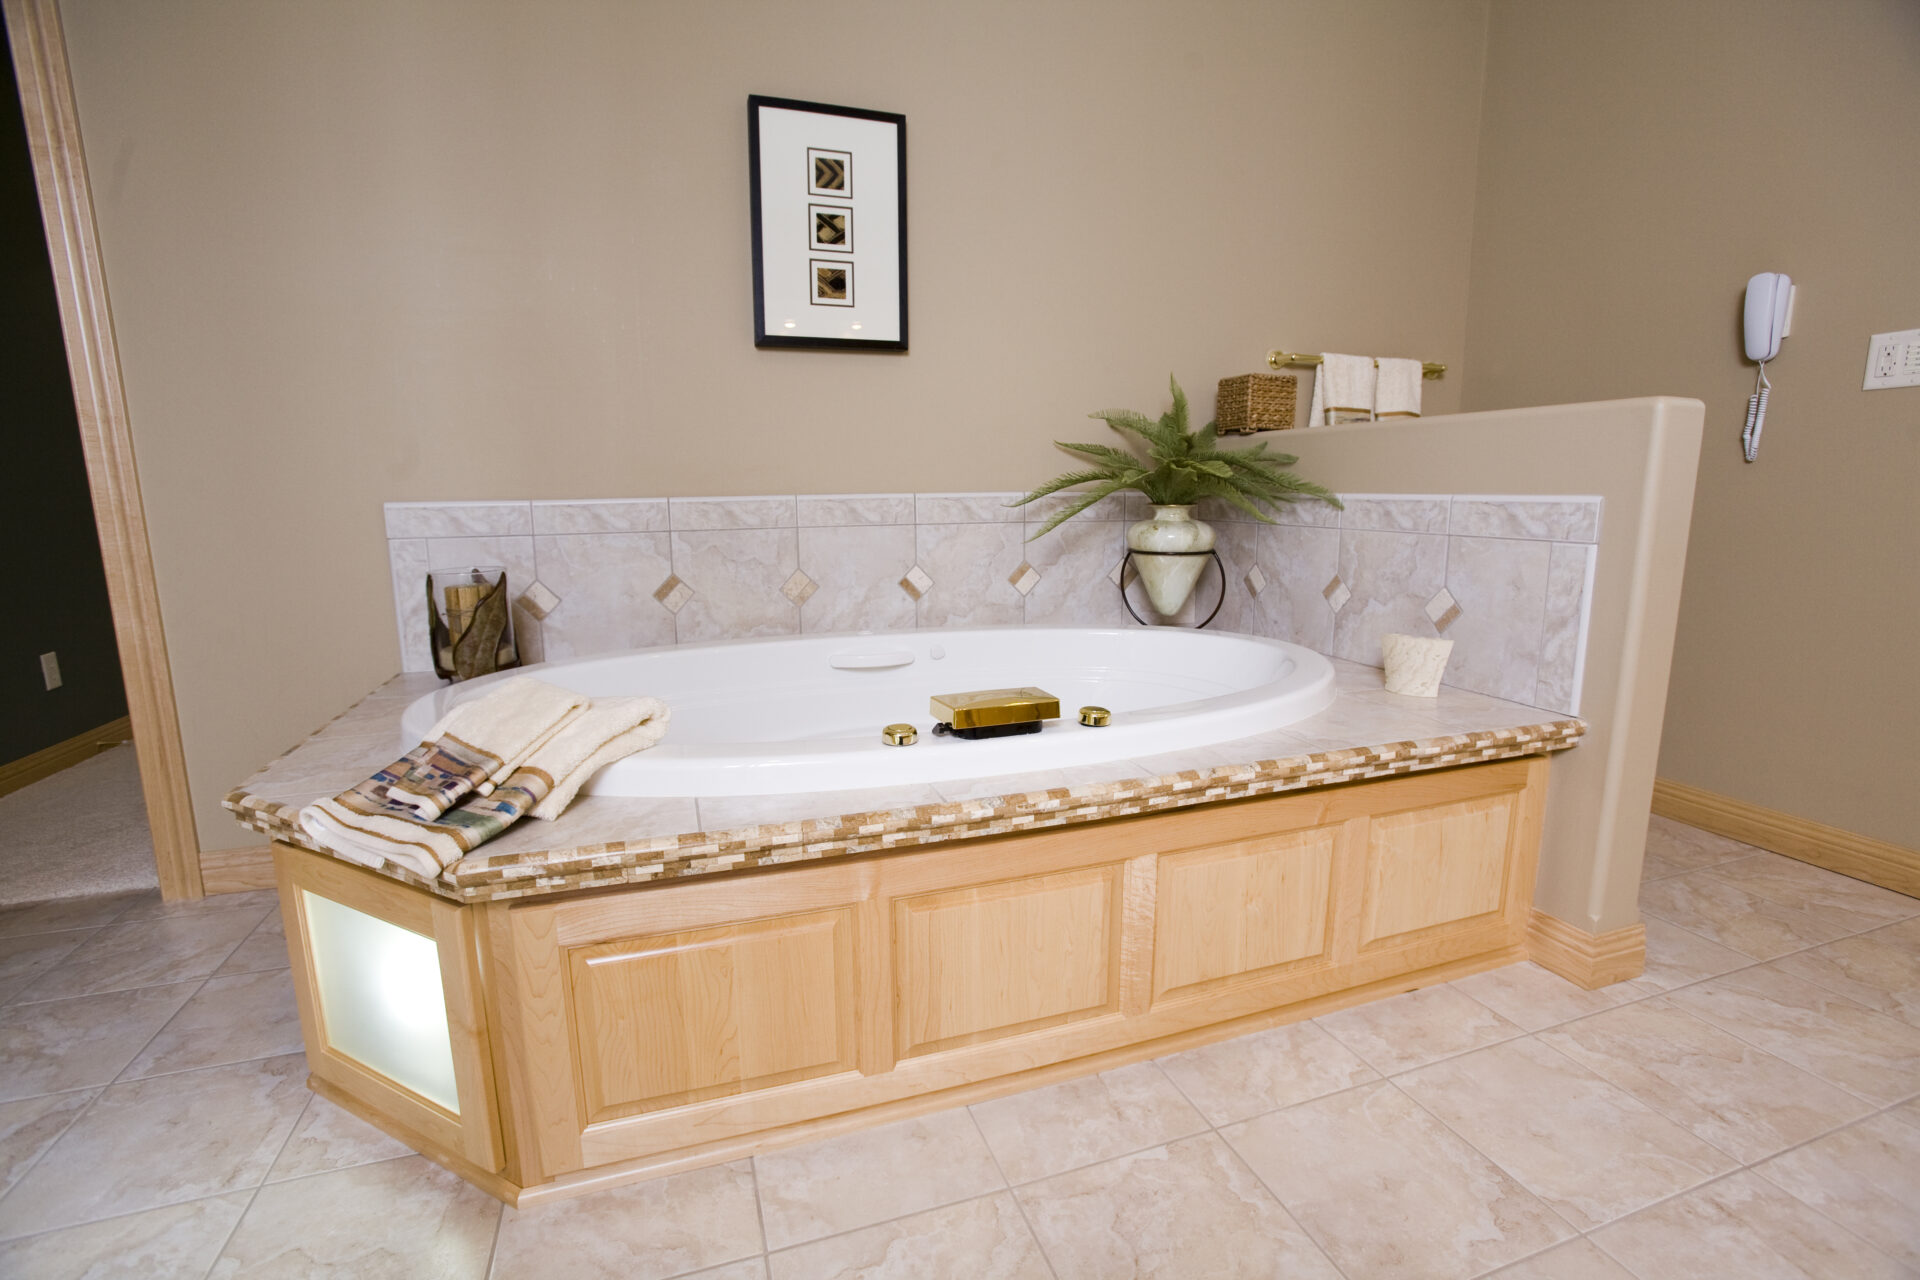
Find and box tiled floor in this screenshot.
[0,816,1914,1278]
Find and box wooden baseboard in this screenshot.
[1652,778,1920,899]
[310,1074,521,1204]
[0,715,131,799]
[200,844,276,894]
[1527,909,1645,989]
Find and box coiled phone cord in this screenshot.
[1742,363,1771,463]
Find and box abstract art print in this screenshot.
[809,203,853,253]
[810,259,853,305]
[749,96,906,350]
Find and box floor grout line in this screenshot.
[1208,1101,1363,1278]
[963,1104,1060,1280]
[0,1085,104,1227]
[198,1089,315,1280]
[760,1186,1020,1270]
[0,966,214,1164]
[480,1185,506,1280]
[1377,1073,1587,1240]
[0,1187,254,1255]
[746,1150,775,1264]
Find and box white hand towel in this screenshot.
[382,676,589,818]
[1306,353,1377,426]
[1375,358,1424,418]
[525,696,671,820]
[423,677,590,789]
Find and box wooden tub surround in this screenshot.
[232,661,1596,1205]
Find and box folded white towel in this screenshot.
[526,696,671,820]
[299,693,671,878]
[1306,353,1377,426]
[385,677,589,818]
[1375,357,1424,418]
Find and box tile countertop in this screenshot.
[224,660,1584,904]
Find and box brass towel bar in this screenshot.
[1267,350,1447,380]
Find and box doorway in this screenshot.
[4,0,201,900]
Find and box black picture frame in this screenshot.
[749,95,908,351]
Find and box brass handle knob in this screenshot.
[882,723,918,746]
[1079,706,1111,727]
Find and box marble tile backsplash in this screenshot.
[385,492,1600,714]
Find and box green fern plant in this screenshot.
[1010,375,1343,539]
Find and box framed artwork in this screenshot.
[749,95,907,350]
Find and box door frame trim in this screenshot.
[6,0,202,898]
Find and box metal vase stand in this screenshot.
[1117,548,1226,629]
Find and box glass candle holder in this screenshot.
[427,566,520,682]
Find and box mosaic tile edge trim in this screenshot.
[225,718,1584,904]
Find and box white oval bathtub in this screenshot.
[399,627,1335,798]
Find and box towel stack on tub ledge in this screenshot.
[226,653,1586,1207]
[226,657,1580,904]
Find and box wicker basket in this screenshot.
[1216,372,1297,434]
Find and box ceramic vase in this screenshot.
[1127,504,1215,617]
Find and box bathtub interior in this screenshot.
[401,627,1336,797]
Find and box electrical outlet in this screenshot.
[1863,328,1920,390]
[40,651,62,690]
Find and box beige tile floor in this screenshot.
[0,815,1915,1278]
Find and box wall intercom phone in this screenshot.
[1741,272,1793,462]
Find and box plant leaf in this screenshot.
[1007,467,1122,508]
[1026,477,1131,540]
[1194,476,1276,523]
[1089,409,1159,447]
[1056,440,1146,470]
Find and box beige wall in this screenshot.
[56,0,1493,851]
[1461,0,1920,848]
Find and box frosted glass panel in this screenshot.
[303,891,459,1114]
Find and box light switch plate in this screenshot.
[40,651,61,690]
[1863,328,1920,390]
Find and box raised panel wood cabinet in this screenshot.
[278,753,1550,1206]
[1152,826,1338,1001]
[566,907,856,1123]
[1362,793,1516,946]
[895,864,1122,1057]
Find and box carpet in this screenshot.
[0,743,158,905]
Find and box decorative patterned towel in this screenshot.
[298,693,670,878]
[300,772,548,878]
[382,677,587,818]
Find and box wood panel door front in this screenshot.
[566,908,857,1125]
[1360,793,1517,948]
[893,864,1123,1058]
[1152,826,1339,1003]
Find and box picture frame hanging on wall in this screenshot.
[748,95,908,351]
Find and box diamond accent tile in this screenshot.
[899,564,934,600]
[1323,575,1351,612]
[653,574,694,614]
[782,569,817,606]
[1108,559,1138,588]
[1425,587,1462,632]
[518,579,561,620]
[1245,564,1268,597]
[1008,562,1042,596]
